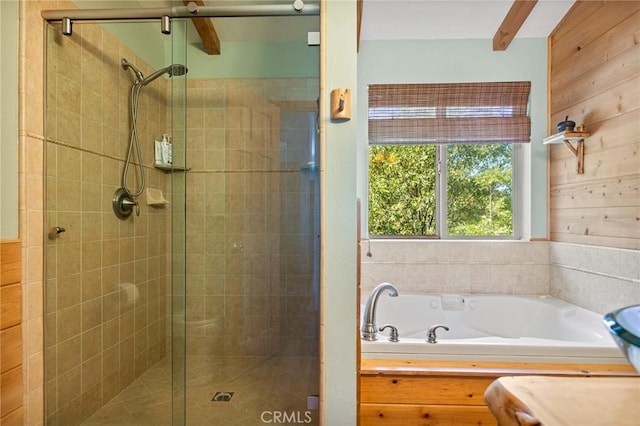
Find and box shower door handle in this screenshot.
[48,226,66,240]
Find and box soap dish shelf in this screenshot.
[543,131,590,175]
[145,188,169,207]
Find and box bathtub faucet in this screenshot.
[426,324,449,344]
[361,283,399,341]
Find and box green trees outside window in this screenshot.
[368,143,513,237]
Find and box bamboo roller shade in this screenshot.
[368,82,531,144]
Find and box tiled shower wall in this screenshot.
[185,78,319,357]
[44,23,171,424]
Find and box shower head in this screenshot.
[121,58,144,83]
[168,64,188,77]
[140,64,188,86]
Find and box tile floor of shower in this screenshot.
[81,355,319,425]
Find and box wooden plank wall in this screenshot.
[548,0,640,250]
[0,240,23,425]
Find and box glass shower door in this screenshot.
[180,18,320,426]
[44,18,187,425]
[182,80,321,426]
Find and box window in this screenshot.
[368,82,530,238]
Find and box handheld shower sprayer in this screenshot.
[121,58,188,86]
[140,64,188,86]
[114,58,188,220]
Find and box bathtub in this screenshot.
[361,293,627,364]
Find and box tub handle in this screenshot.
[426,324,449,344]
[379,325,399,342]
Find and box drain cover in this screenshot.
[212,391,234,402]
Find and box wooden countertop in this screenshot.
[484,376,640,426]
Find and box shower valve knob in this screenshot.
[113,188,140,220]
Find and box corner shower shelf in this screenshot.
[154,164,190,173]
[543,131,590,175]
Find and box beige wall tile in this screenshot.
[25,383,44,426]
[81,326,102,362]
[81,269,101,302]
[81,240,102,272]
[56,365,81,409]
[56,181,82,216]
[56,305,81,342]
[26,173,44,212]
[26,316,43,358]
[56,242,81,278]
[102,239,119,267]
[81,298,102,331]
[102,291,119,323]
[56,110,83,148]
[102,318,119,349]
[57,75,82,116]
[26,210,44,248]
[55,273,81,310]
[26,281,43,321]
[27,245,44,284]
[26,137,44,176]
[56,335,81,377]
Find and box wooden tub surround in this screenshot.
[0,239,23,425]
[358,359,637,426]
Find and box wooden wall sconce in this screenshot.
[330,88,351,121]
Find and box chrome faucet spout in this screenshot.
[361,283,399,341]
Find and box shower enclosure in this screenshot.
[43,7,320,425]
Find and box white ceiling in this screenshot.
[74,0,576,42]
[360,0,576,41]
[204,0,576,43]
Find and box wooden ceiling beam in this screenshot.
[493,0,538,51]
[183,0,221,55]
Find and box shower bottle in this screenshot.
[154,134,173,166]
